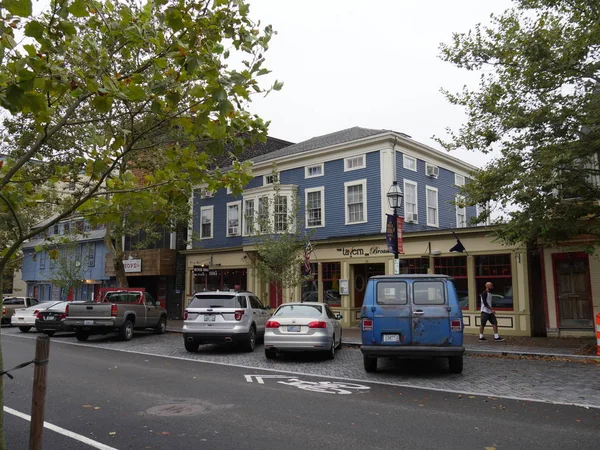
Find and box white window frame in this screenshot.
[263,173,278,186]
[226,187,233,195]
[425,186,439,227]
[305,186,325,228]
[200,188,214,199]
[243,198,255,236]
[242,185,296,235]
[455,174,466,186]
[344,179,367,225]
[456,195,466,228]
[403,180,418,223]
[403,155,417,172]
[226,201,241,237]
[344,155,366,172]
[273,195,289,233]
[200,205,214,239]
[305,163,324,179]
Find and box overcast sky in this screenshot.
[246,0,515,169]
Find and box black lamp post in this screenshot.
[387,181,404,272]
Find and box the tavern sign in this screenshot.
[336,246,391,257]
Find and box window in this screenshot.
[87,243,96,267]
[455,174,466,186]
[426,186,438,227]
[75,220,84,233]
[399,257,429,274]
[301,263,319,302]
[344,155,365,171]
[258,196,269,232]
[403,155,417,171]
[345,179,367,224]
[456,195,466,228]
[200,206,213,239]
[264,173,278,185]
[475,254,513,310]
[434,256,468,309]
[39,251,46,269]
[244,198,255,235]
[377,282,408,305]
[84,220,92,232]
[403,180,418,223]
[227,202,241,236]
[53,224,59,235]
[413,281,445,305]
[322,262,341,307]
[305,187,324,227]
[476,203,492,225]
[305,163,324,178]
[200,188,214,199]
[274,195,288,232]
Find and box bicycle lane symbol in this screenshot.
[245,375,370,395]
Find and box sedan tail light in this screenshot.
[58,313,67,320]
[234,310,245,321]
[65,304,69,316]
[184,310,188,320]
[33,310,39,316]
[307,321,327,329]
[36,312,43,320]
[265,320,280,328]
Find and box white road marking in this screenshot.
[245,374,291,384]
[3,332,599,410]
[4,406,119,450]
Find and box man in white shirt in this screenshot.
[479,282,505,342]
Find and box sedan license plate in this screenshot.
[287,326,301,332]
[204,315,216,322]
[84,320,94,325]
[383,334,400,343]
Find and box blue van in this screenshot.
[360,274,465,374]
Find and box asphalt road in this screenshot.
[2,333,599,450]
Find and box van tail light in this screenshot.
[265,320,280,328]
[184,310,188,320]
[362,319,373,331]
[451,319,462,331]
[111,304,118,317]
[307,321,327,329]
[234,310,245,321]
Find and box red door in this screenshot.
[269,281,283,308]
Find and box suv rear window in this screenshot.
[4,298,25,305]
[377,282,408,305]
[189,295,247,309]
[274,304,322,318]
[413,281,445,305]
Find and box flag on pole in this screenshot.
[449,229,467,254]
[304,240,312,275]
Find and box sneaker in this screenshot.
[494,337,505,342]
[479,337,487,341]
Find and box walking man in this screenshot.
[479,282,505,342]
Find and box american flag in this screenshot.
[304,240,312,275]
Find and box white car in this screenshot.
[11,301,62,332]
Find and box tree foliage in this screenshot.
[46,238,88,297]
[437,0,600,248]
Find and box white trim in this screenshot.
[263,173,278,185]
[344,179,367,225]
[226,201,242,237]
[455,174,466,186]
[305,163,324,178]
[425,186,439,228]
[456,195,466,228]
[242,185,297,235]
[403,154,417,172]
[242,197,255,236]
[305,186,325,228]
[403,180,418,224]
[200,205,214,239]
[344,154,366,172]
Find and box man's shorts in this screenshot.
[481,312,498,326]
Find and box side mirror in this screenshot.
[336,314,343,320]
[265,305,272,311]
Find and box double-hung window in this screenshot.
[456,195,466,228]
[258,196,269,232]
[426,186,439,227]
[227,202,241,236]
[274,195,288,232]
[403,180,418,222]
[305,187,324,227]
[345,179,367,224]
[403,155,417,171]
[244,199,255,235]
[200,206,214,239]
[88,243,96,267]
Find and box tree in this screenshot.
[0,1,278,446]
[437,0,600,249]
[46,239,88,300]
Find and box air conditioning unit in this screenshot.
[426,164,439,178]
[405,213,418,223]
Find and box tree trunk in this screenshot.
[104,223,128,288]
[0,261,7,450]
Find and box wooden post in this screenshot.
[29,336,50,450]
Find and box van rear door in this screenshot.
[411,279,450,346]
[370,280,411,346]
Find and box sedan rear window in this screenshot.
[274,304,322,318]
[189,295,247,309]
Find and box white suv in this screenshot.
[183,291,271,352]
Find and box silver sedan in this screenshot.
[264,302,343,360]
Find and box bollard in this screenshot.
[29,336,50,450]
[596,313,600,356]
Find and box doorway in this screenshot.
[553,253,593,329]
[353,263,386,308]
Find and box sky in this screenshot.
[246,0,515,169]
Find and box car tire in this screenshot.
[44,331,55,337]
[448,355,464,374]
[75,329,89,341]
[243,327,256,352]
[154,316,167,334]
[18,326,32,333]
[325,336,335,360]
[364,355,377,373]
[265,348,276,360]
[184,340,199,353]
[336,329,343,349]
[119,320,134,341]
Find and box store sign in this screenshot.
[193,265,209,276]
[336,246,391,258]
[124,259,142,273]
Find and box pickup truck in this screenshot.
[64,288,167,341]
[2,297,39,324]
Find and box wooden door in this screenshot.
[353,263,385,308]
[554,254,593,328]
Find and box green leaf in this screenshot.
[92,95,113,114]
[23,44,36,56]
[165,8,184,31]
[4,0,32,17]
[24,21,45,39]
[6,84,25,109]
[68,0,89,18]
[125,85,146,102]
[58,20,77,36]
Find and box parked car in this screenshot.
[264,302,343,360]
[35,301,83,336]
[183,291,271,353]
[360,274,465,374]
[2,297,39,325]
[11,300,62,332]
[64,288,167,341]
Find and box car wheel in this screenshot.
[364,355,377,373]
[184,340,199,353]
[448,355,464,374]
[243,327,256,352]
[154,316,167,334]
[336,329,343,349]
[325,336,335,360]
[75,329,89,341]
[265,348,277,360]
[119,320,134,341]
[18,326,32,333]
[44,331,55,337]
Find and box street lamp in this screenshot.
[387,181,404,273]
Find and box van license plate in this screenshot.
[204,315,215,322]
[287,326,300,332]
[383,334,400,342]
[84,320,94,325]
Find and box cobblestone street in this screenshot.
[6,328,600,408]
